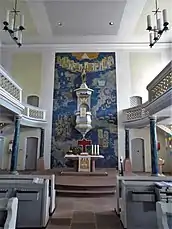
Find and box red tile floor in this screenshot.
[47,196,123,229]
[46,169,123,229]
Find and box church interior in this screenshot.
[0,0,172,228]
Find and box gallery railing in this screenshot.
[0,65,22,103]
[123,102,149,121]
[22,104,46,121]
[147,61,172,102]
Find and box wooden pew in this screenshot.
[0,179,49,228]
[156,202,172,229]
[0,197,18,229]
[115,175,172,216]
[0,174,56,215]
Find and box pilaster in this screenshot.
[10,115,22,173]
[149,116,159,175]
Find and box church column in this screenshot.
[10,115,21,173]
[149,116,159,176]
[125,129,130,159]
[39,128,45,158]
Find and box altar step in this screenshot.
[55,184,116,197]
[60,171,108,176]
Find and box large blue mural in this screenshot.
[51,52,118,168]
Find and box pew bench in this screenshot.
[0,174,56,215]
[115,175,172,216]
[0,179,49,228]
[0,197,18,229]
[156,202,172,229]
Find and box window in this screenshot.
[27,95,39,107]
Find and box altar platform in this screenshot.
[15,168,117,197]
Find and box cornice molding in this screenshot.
[1,42,171,51]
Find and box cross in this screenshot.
[78,138,92,152]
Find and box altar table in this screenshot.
[64,154,104,172]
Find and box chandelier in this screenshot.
[146,0,169,48]
[2,0,25,47]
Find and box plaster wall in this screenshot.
[0,46,169,170]
[2,128,40,170]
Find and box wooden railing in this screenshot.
[22,104,46,121]
[147,61,172,102]
[0,65,22,102]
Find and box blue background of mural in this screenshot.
[51,53,118,168]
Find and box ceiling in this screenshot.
[0,0,171,45]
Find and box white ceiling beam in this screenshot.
[118,0,147,37]
[25,0,52,36]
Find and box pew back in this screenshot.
[0,197,18,229]
[0,174,56,214]
[0,180,49,228]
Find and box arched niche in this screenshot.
[27,95,39,107]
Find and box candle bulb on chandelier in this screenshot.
[149,33,153,46]
[10,18,14,31]
[147,15,152,30]
[154,26,158,40]
[157,18,162,32]
[19,15,25,30]
[162,9,168,26]
[6,10,10,25]
[18,32,22,45]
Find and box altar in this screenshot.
[64,154,104,172]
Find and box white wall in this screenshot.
[0,46,170,170]
[130,128,151,172]
[3,128,41,170]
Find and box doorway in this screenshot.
[0,137,4,169]
[131,138,145,172]
[25,137,38,170]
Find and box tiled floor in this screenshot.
[47,196,123,229]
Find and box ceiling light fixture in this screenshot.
[58,22,62,26]
[146,0,169,48]
[109,22,114,25]
[2,0,25,47]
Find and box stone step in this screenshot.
[60,171,108,176]
[56,189,116,197]
[56,184,116,191]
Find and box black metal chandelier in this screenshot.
[2,0,25,47]
[146,0,169,48]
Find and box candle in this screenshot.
[97,145,99,155]
[149,33,153,45]
[157,18,162,31]
[147,15,152,30]
[91,145,93,155]
[18,32,22,44]
[94,145,97,155]
[14,31,19,40]
[162,9,167,25]
[20,14,24,28]
[10,18,14,31]
[154,26,158,40]
[6,10,10,24]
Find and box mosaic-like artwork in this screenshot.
[51,53,118,168]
